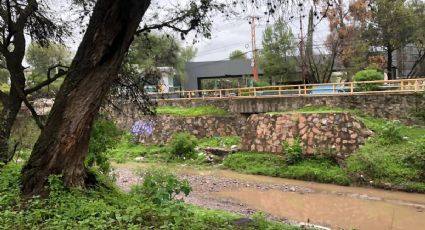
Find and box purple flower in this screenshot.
[131,121,154,136]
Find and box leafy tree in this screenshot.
[229,50,247,60]
[21,0,318,196]
[26,42,72,97]
[0,0,69,164]
[259,18,296,84]
[176,45,197,83]
[406,0,425,77]
[362,0,415,79]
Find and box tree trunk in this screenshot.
[0,32,27,164]
[387,46,394,80]
[21,0,150,196]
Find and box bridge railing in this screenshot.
[148,78,425,100]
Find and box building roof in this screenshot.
[183,60,263,90]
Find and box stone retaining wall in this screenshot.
[135,115,245,144]
[241,113,372,158]
[157,93,425,125]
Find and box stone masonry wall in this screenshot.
[135,115,245,144]
[241,113,372,158]
[156,93,425,125]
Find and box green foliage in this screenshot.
[282,138,303,165]
[229,50,247,60]
[26,42,71,96]
[223,152,350,185]
[223,152,287,176]
[377,120,404,145]
[169,132,198,160]
[108,134,168,163]
[198,136,240,148]
[87,119,123,173]
[0,164,297,230]
[157,105,228,117]
[259,17,297,84]
[353,69,384,91]
[131,169,191,205]
[253,79,271,87]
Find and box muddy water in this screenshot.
[217,188,425,230]
[114,163,425,229]
[195,170,425,230]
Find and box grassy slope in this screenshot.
[156,105,228,117]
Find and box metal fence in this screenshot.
[148,78,425,100]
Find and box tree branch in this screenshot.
[24,64,68,95]
[11,82,44,129]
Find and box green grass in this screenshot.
[198,136,241,148]
[156,105,229,117]
[223,152,351,186]
[0,164,299,230]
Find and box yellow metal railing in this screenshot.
[149,78,425,100]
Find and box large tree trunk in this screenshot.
[21,0,150,196]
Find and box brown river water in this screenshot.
[114,163,425,230]
[191,169,425,230]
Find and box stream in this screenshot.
[114,163,425,230]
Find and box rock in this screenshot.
[230,145,239,152]
[134,156,144,162]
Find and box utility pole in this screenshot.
[250,16,259,81]
[299,15,306,84]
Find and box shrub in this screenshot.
[168,132,198,160]
[282,138,303,165]
[353,69,384,91]
[87,119,123,173]
[131,169,191,205]
[378,120,404,145]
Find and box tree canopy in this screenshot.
[259,18,297,84]
[229,50,247,60]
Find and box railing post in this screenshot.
[253,87,256,97]
[303,84,307,95]
[332,84,336,94]
[350,82,354,94]
[219,90,222,98]
[188,92,191,99]
[298,85,301,96]
[415,80,418,92]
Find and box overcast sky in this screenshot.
[54,0,330,64]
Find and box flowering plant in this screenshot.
[131,121,154,136]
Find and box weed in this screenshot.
[168,132,198,160]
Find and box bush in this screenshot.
[131,169,191,205]
[353,69,384,91]
[87,119,123,173]
[282,138,303,165]
[168,132,198,160]
[378,120,404,145]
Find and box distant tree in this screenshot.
[26,43,72,97]
[406,0,425,77]
[229,50,247,60]
[176,46,197,83]
[324,0,370,77]
[259,18,296,84]
[362,0,415,79]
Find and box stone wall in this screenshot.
[156,93,425,125]
[241,113,372,158]
[135,115,245,144]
